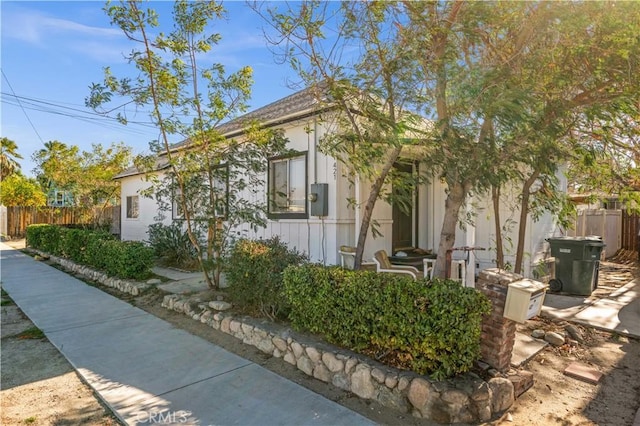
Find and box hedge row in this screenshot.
[225,237,308,320]
[283,265,491,380]
[26,224,154,280]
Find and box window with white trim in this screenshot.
[171,165,229,220]
[126,195,139,219]
[268,152,307,219]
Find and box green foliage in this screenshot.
[0,137,23,180]
[25,225,152,280]
[225,237,308,320]
[31,140,131,208]
[283,265,491,379]
[0,174,46,206]
[88,1,288,289]
[147,222,199,270]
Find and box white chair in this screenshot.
[373,250,420,279]
[422,258,466,283]
[339,246,376,270]
[423,258,436,279]
[451,259,466,284]
[338,246,356,269]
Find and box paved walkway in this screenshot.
[0,244,374,425]
[542,279,640,338]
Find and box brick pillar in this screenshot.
[478,268,522,373]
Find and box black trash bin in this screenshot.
[546,236,606,296]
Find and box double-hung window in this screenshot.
[171,164,229,220]
[268,152,307,219]
[126,195,139,219]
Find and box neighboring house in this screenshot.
[114,87,566,284]
[47,188,74,207]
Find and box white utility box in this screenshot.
[503,279,547,323]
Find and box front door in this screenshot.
[392,162,415,252]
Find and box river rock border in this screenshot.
[29,249,150,296]
[162,293,519,424]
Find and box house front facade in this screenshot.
[115,87,566,284]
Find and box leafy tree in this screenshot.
[400,1,640,276]
[32,140,131,212]
[256,1,425,268]
[32,140,80,193]
[0,137,23,181]
[0,173,46,206]
[87,1,286,289]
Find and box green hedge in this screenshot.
[26,224,153,280]
[225,237,308,320]
[283,265,491,379]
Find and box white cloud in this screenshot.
[3,8,121,45]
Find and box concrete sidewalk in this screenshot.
[542,279,640,338]
[0,244,374,425]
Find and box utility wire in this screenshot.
[1,69,44,144]
[1,92,158,134]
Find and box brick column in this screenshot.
[477,268,522,373]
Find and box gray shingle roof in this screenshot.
[170,85,327,151]
[114,85,328,179]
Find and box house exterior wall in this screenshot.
[118,114,567,280]
[119,172,170,242]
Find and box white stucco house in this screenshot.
[114,86,566,285]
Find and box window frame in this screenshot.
[267,151,308,220]
[171,164,230,221]
[126,195,139,219]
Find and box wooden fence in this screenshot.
[621,210,639,252]
[2,206,120,238]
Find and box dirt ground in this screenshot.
[0,289,121,426]
[2,239,640,425]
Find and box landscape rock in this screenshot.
[531,329,546,339]
[209,300,232,311]
[313,364,331,382]
[488,378,515,413]
[408,378,434,412]
[297,356,314,376]
[565,324,585,343]
[351,364,376,399]
[544,331,566,346]
[272,337,288,352]
[305,347,321,363]
[321,352,344,373]
[146,278,161,285]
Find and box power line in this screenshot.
[1,69,45,144]
[1,92,159,135]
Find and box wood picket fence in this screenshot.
[2,205,120,238]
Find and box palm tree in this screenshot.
[0,137,23,180]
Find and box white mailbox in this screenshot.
[503,279,547,323]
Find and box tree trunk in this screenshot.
[354,146,403,268]
[514,171,540,274]
[434,179,471,278]
[492,184,505,269]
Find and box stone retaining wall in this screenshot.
[30,249,150,296]
[162,294,517,424]
[30,249,531,424]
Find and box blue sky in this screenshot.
[1,1,303,176]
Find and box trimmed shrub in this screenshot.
[147,223,198,270]
[101,240,154,280]
[61,228,114,264]
[283,265,491,379]
[225,237,308,320]
[25,224,49,249]
[25,224,153,280]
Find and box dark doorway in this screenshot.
[392,162,415,251]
